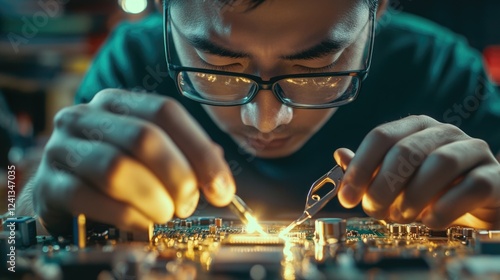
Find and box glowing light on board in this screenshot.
[120,0,148,14]
[244,213,267,235]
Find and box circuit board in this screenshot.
[2,216,500,279]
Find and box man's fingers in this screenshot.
[334,148,354,171]
[153,100,235,207]
[46,134,175,224]
[362,125,468,219]
[36,167,153,236]
[58,107,200,218]
[90,90,235,207]
[342,115,440,208]
[395,139,492,222]
[336,115,499,228]
[422,164,500,229]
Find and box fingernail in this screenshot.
[182,197,199,218]
[210,174,233,197]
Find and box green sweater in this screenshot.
[75,12,500,218]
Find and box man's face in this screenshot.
[170,0,371,158]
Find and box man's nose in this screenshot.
[240,89,293,133]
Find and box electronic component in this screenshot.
[314,218,347,245]
[223,234,284,246]
[73,214,86,249]
[7,216,500,279]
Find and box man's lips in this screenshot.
[246,136,291,150]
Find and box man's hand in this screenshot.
[334,115,500,229]
[32,89,235,236]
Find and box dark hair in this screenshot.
[167,0,378,13]
[215,0,378,12]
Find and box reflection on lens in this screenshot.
[277,76,357,105]
[285,77,342,88]
[178,71,256,103]
[176,71,361,108]
[195,73,218,83]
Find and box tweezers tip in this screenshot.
[279,221,297,238]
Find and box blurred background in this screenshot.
[0,0,499,211]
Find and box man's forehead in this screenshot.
[170,0,368,57]
[170,0,367,26]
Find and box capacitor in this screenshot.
[73,214,86,249]
[314,218,347,245]
[199,217,213,226]
[215,218,223,228]
[209,225,217,234]
[400,224,408,234]
[390,224,405,235]
[407,224,419,236]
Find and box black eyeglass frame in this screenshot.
[163,3,377,109]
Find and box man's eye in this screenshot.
[199,58,240,71]
[296,60,339,73]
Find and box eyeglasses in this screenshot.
[163,4,376,109]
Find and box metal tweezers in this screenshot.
[281,165,344,235]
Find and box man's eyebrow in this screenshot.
[281,39,347,60]
[186,36,250,58]
[185,35,347,60]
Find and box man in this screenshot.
[18,0,500,236]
